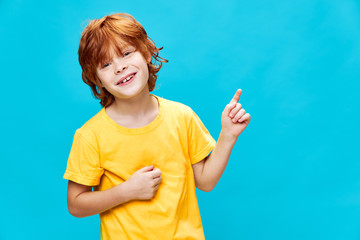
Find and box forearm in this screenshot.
[196,131,237,191]
[68,166,162,218]
[194,89,250,191]
[68,182,132,218]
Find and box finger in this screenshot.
[229,103,242,118]
[223,102,237,116]
[138,165,154,172]
[238,113,251,123]
[154,176,162,185]
[232,108,246,123]
[229,89,242,105]
[152,179,162,188]
[150,168,162,178]
[153,184,160,192]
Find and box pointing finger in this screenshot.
[229,89,242,105]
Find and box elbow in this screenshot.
[68,205,83,218]
[68,207,88,218]
[196,182,216,192]
[67,202,88,218]
[199,186,214,192]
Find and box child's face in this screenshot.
[96,45,150,101]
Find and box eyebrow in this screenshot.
[123,45,135,51]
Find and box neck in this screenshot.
[108,92,157,118]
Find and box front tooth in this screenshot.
[121,75,133,84]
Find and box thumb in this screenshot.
[138,165,154,172]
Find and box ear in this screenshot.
[145,53,152,64]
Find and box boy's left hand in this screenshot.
[221,89,251,138]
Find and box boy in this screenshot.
[64,13,250,240]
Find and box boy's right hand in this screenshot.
[125,165,162,201]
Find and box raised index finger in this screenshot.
[229,89,242,104]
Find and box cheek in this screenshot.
[138,61,149,78]
[96,70,111,82]
[143,66,150,80]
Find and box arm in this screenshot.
[67,165,162,218]
[192,89,251,192]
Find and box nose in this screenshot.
[114,61,127,74]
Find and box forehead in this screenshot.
[95,37,136,64]
[107,42,134,57]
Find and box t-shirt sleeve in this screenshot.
[63,129,104,186]
[186,107,216,165]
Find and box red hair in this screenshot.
[78,13,168,107]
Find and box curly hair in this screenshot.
[78,13,168,107]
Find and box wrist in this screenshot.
[219,130,238,145]
[115,181,134,203]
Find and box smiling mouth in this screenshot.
[117,73,136,85]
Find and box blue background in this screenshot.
[1,0,359,239]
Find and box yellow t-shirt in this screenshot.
[64,96,216,240]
